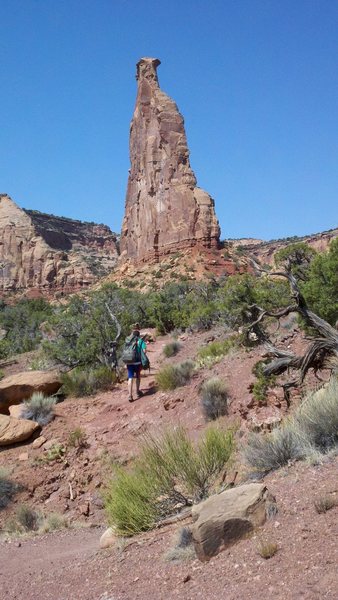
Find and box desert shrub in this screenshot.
[0,298,53,358]
[39,512,68,533]
[155,360,195,391]
[314,495,337,514]
[243,378,338,473]
[68,427,88,448]
[105,465,158,536]
[164,527,196,562]
[252,361,277,405]
[243,422,307,472]
[294,379,338,451]
[256,539,278,559]
[21,392,56,426]
[43,443,66,462]
[198,337,236,362]
[200,377,229,420]
[163,340,181,358]
[0,469,19,509]
[302,238,338,325]
[105,425,234,535]
[61,365,116,397]
[15,504,40,531]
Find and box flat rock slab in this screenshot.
[0,371,62,413]
[0,414,39,446]
[191,483,277,561]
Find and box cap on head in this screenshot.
[132,323,140,332]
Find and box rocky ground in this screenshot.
[0,325,337,599]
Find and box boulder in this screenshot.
[99,527,116,549]
[0,414,40,446]
[191,483,277,561]
[0,371,62,414]
[8,403,25,419]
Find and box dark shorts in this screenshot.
[127,364,142,378]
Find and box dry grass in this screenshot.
[314,494,337,514]
[256,539,278,559]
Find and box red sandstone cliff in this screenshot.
[0,195,119,296]
[120,58,220,263]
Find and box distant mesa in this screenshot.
[120,57,221,264]
[0,194,119,297]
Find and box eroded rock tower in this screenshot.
[120,58,220,263]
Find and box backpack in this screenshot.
[121,334,141,364]
[140,346,150,370]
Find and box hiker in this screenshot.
[122,323,149,402]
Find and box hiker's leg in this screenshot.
[128,377,134,399]
[136,366,143,397]
[127,365,135,400]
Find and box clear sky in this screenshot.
[0,0,337,240]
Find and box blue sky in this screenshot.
[0,0,337,240]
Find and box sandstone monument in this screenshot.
[0,194,119,296]
[120,58,220,263]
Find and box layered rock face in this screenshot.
[120,58,220,263]
[0,195,119,295]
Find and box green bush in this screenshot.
[200,377,229,420]
[252,361,277,405]
[0,298,53,359]
[21,392,56,426]
[163,340,182,358]
[105,425,234,535]
[61,365,116,397]
[155,360,195,391]
[302,238,338,325]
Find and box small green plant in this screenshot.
[197,337,237,367]
[68,427,88,449]
[0,369,4,380]
[163,340,182,358]
[294,380,338,451]
[256,539,278,559]
[156,360,195,391]
[200,377,229,421]
[314,495,337,514]
[21,392,56,426]
[252,361,276,405]
[44,443,66,462]
[105,425,234,536]
[61,365,116,397]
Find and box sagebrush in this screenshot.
[21,392,56,426]
[155,360,195,391]
[243,377,338,473]
[163,340,182,358]
[200,377,229,420]
[61,365,116,397]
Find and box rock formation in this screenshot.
[120,58,220,263]
[0,194,119,296]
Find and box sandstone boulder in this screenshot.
[191,483,277,561]
[0,371,62,414]
[8,403,25,419]
[99,527,116,549]
[0,414,39,446]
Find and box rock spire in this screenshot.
[120,58,220,262]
